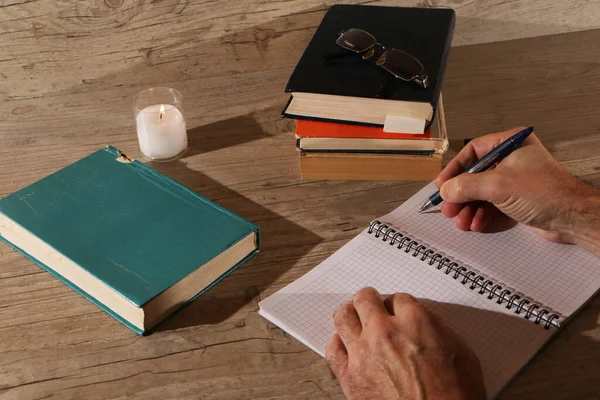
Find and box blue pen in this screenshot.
[418,126,534,213]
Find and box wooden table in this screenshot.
[1,2,600,399]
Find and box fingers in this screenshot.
[456,203,477,231]
[325,333,348,377]
[333,301,362,348]
[443,201,501,232]
[383,294,438,342]
[471,202,499,232]
[333,288,390,348]
[440,170,505,205]
[353,287,389,328]
[383,292,419,316]
[435,127,534,188]
[441,201,463,219]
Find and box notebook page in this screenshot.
[259,229,553,398]
[380,182,600,317]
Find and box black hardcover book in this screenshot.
[283,4,455,129]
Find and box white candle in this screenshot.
[136,104,187,160]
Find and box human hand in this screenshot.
[325,288,486,400]
[435,128,600,249]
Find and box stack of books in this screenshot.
[282,5,455,181]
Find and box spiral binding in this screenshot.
[368,220,562,330]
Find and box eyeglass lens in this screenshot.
[336,29,377,53]
[379,49,424,80]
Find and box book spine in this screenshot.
[367,220,563,330]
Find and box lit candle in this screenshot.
[135,104,187,161]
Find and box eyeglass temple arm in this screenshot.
[375,74,395,100]
[323,50,355,62]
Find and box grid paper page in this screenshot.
[259,230,553,399]
[380,182,600,317]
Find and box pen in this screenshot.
[418,126,534,213]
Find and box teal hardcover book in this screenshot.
[0,146,260,334]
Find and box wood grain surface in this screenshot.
[1,1,599,399]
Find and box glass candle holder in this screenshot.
[133,87,187,162]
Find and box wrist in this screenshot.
[561,183,600,255]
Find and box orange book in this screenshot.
[295,120,432,140]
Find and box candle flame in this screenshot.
[159,104,165,120]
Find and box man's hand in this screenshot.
[435,128,600,254]
[325,287,486,400]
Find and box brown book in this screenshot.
[299,152,442,181]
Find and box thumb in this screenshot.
[440,171,504,204]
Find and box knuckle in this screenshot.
[333,302,353,325]
[353,296,368,309]
[392,292,417,304]
[399,302,430,323]
[355,286,378,300]
[353,287,381,309]
[333,309,342,325]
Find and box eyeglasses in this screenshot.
[329,28,430,89]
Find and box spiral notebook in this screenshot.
[258,182,600,398]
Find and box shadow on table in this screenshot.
[146,159,321,332]
[497,296,600,399]
[182,115,272,157]
[416,297,600,399]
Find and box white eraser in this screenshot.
[383,115,426,134]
